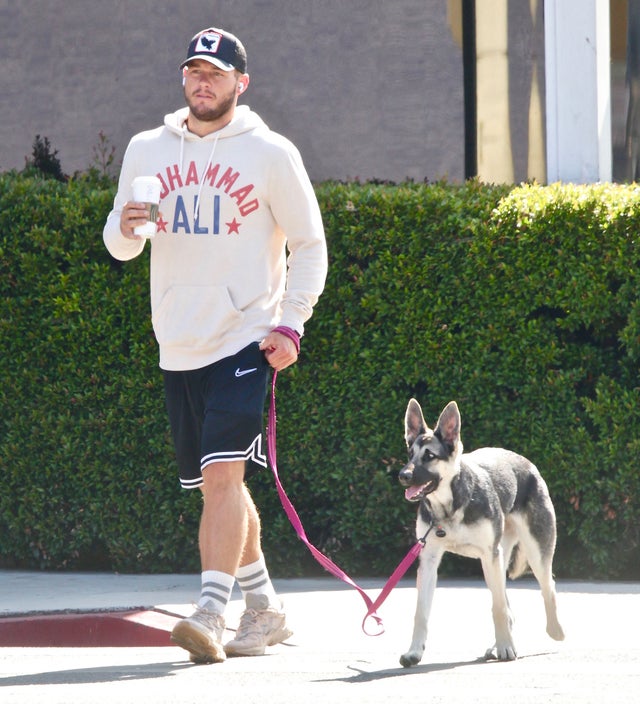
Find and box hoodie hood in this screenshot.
[164,104,266,141]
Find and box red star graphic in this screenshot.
[156,215,168,233]
[226,218,241,234]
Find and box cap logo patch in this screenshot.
[196,32,222,54]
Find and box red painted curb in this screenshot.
[0,610,181,647]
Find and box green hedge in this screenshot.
[1,173,639,579]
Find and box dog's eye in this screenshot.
[424,450,435,460]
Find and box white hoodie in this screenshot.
[103,105,327,371]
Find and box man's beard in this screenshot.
[186,87,237,123]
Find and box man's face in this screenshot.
[183,59,240,123]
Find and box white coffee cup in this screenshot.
[132,176,162,237]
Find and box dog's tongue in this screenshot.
[405,485,424,501]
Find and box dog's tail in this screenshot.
[507,543,529,580]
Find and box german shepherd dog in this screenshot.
[398,399,564,667]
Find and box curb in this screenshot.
[0,609,180,647]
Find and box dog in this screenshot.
[398,399,564,667]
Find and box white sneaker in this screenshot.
[171,605,226,664]
[224,593,293,656]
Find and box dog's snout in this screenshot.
[399,463,414,486]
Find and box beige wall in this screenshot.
[475,0,546,183]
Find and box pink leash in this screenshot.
[267,365,424,636]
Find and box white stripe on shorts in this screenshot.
[200,434,267,473]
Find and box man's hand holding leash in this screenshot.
[260,327,301,371]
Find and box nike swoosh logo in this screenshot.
[235,367,258,378]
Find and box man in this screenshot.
[103,26,327,664]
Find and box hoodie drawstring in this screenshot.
[178,130,185,178]
[178,122,220,222]
[194,133,219,220]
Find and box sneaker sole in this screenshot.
[171,621,226,663]
[224,626,294,657]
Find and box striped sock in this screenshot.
[197,570,235,615]
[236,557,279,608]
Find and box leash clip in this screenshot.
[418,523,434,546]
[418,521,446,545]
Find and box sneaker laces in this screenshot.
[235,608,264,638]
[192,605,225,632]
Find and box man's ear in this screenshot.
[237,74,250,95]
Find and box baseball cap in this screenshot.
[180,27,247,73]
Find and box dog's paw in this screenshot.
[546,620,565,641]
[484,642,517,661]
[399,650,423,668]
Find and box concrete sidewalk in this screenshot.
[0,570,639,703]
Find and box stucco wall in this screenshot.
[0,0,466,183]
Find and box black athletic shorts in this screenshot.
[163,342,270,489]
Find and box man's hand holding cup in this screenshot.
[122,176,162,239]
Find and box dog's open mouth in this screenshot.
[404,480,437,502]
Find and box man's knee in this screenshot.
[201,461,245,495]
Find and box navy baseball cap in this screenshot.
[180,27,247,73]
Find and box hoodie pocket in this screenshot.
[152,285,244,350]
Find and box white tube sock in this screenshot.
[236,556,279,608]
[198,570,235,615]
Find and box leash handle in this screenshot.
[267,371,424,636]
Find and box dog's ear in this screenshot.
[405,398,428,446]
[435,401,461,449]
